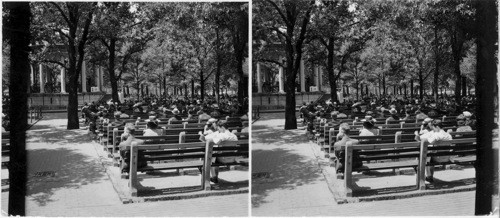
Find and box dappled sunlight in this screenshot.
[26,148,107,206]
[251,148,323,208]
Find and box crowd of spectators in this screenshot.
[301,95,478,183]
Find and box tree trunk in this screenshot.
[454,55,462,102]
[200,69,205,100]
[215,28,221,104]
[6,2,30,215]
[410,79,414,98]
[434,27,439,101]
[108,38,120,103]
[462,76,467,97]
[404,83,407,98]
[327,37,338,102]
[67,4,93,130]
[230,7,247,110]
[163,77,166,96]
[382,71,386,96]
[140,84,144,99]
[475,0,497,214]
[418,70,424,100]
[355,81,359,101]
[284,56,297,129]
[191,79,195,99]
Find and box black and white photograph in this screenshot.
[2,2,249,216]
[2,0,499,217]
[251,0,498,216]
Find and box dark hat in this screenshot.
[363,120,375,129]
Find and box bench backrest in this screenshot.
[135,135,180,144]
[210,139,249,160]
[169,120,198,125]
[2,132,9,156]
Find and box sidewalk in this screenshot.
[1,113,248,217]
[251,113,477,216]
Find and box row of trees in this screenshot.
[16,2,248,129]
[253,0,481,130]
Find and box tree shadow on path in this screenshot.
[252,121,324,208]
[26,147,107,206]
[252,124,307,146]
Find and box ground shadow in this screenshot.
[25,147,107,206]
[349,169,476,197]
[27,128,93,145]
[251,148,323,208]
[251,125,307,146]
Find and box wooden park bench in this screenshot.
[416,138,477,190]
[128,139,249,196]
[341,137,477,197]
[2,132,10,168]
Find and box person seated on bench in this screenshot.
[299,102,307,122]
[456,116,473,132]
[401,109,413,121]
[199,120,238,183]
[143,121,161,136]
[145,111,160,122]
[359,118,377,136]
[198,108,212,121]
[184,109,196,121]
[119,124,147,174]
[361,111,377,122]
[168,108,182,123]
[415,120,452,183]
[415,109,429,120]
[202,118,218,135]
[327,111,341,128]
[386,108,400,122]
[417,118,434,136]
[462,111,476,130]
[334,123,362,173]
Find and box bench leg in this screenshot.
[129,146,138,197]
[345,147,353,197]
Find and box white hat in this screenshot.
[172,109,180,115]
[463,111,472,118]
[207,118,218,124]
[423,118,433,124]
[390,108,397,114]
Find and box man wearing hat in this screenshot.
[415,109,429,121]
[143,120,161,136]
[168,108,182,123]
[201,118,218,135]
[198,108,212,122]
[456,116,473,132]
[333,123,363,173]
[386,108,400,122]
[359,118,378,136]
[199,120,238,183]
[416,120,452,183]
[462,111,476,130]
[119,124,148,173]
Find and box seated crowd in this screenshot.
[82,94,249,184]
[302,94,477,183]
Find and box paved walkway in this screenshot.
[1,113,248,216]
[251,113,478,216]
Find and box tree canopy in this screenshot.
[13,2,248,129]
